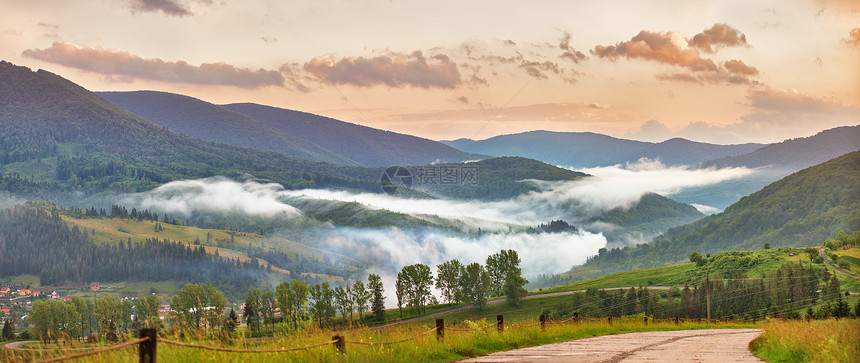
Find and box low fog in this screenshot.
[119,159,753,279]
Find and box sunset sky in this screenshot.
[2,0,858,144]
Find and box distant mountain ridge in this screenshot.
[443,130,764,167]
[98,91,481,167]
[700,125,860,170]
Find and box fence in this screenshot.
[13,314,755,362]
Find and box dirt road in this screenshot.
[461,328,763,362]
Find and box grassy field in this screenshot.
[2,318,757,362]
[750,318,859,362]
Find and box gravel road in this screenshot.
[460,328,764,362]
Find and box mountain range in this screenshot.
[97,91,481,167]
[443,130,765,168]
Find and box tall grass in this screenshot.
[2,317,757,362]
[750,318,859,363]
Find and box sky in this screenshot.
[2,0,858,144]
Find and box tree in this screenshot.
[309,282,334,327]
[1,320,13,340]
[395,274,406,318]
[170,283,225,333]
[400,264,433,314]
[805,247,818,262]
[436,259,464,304]
[485,252,506,296]
[832,297,851,319]
[333,285,351,324]
[95,296,123,341]
[287,280,309,330]
[225,308,238,334]
[763,242,771,249]
[135,295,162,329]
[498,250,528,305]
[352,280,370,321]
[260,290,276,334]
[368,274,386,322]
[689,251,706,266]
[461,262,492,311]
[243,289,262,336]
[275,281,290,329]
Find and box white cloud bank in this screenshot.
[119,159,753,277]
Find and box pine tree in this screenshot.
[368,274,386,322]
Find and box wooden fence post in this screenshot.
[436,319,444,341]
[540,315,546,331]
[608,316,612,325]
[497,315,504,333]
[643,316,648,325]
[333,334,345,355]
[573,312,579,323]
[674,316,679,325]
[139,328,157,363]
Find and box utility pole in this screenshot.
[706,271,711,322]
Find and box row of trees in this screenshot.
[28,294,161,342]
[242,274,385,335]
[397,249,528,317]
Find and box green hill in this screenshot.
[0,61,379,201]
[98,91,357,165]
[563,150,860,277]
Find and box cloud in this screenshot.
[314,227,606,278]
[844,27,860,48]
[455,96,469,104]
[723,59,759,76]
[304,50,461,89]
[122,176,303,218]
[592,30,718,71]
[592,24,758,85]
[22,42,286,88]
[129,0,192,17]
[559,32,588,63]
[519,60,562,79]
[260,36,278,43]
[688,23,748,53]
[37,22,59,39]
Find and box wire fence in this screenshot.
[7,311,787,362]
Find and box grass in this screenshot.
[2,317,758,362]
[750,318,859,362]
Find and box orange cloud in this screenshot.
[594,25,758,85]
[843,27,860,47]
[304,51,461,89]
[592,30,718,71]
[723,59,759,76]
[688,23,748,53]
[22,42,285,88]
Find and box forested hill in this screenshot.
[701,125,860,170]
[0,61,380,198]
[418,157,588,200]
[0,205,268,292]
[98,91,357,165]
[570,150,860,276]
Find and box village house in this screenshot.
[0,287,10,296]
[90,282,100,291]
[18,289,31,296]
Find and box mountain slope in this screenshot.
[701,125,860,170]
[443,130,762,167]
[571,150,860,275]
[223,102,481,167]
[97,91,356,165]
[0,61,378,199]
